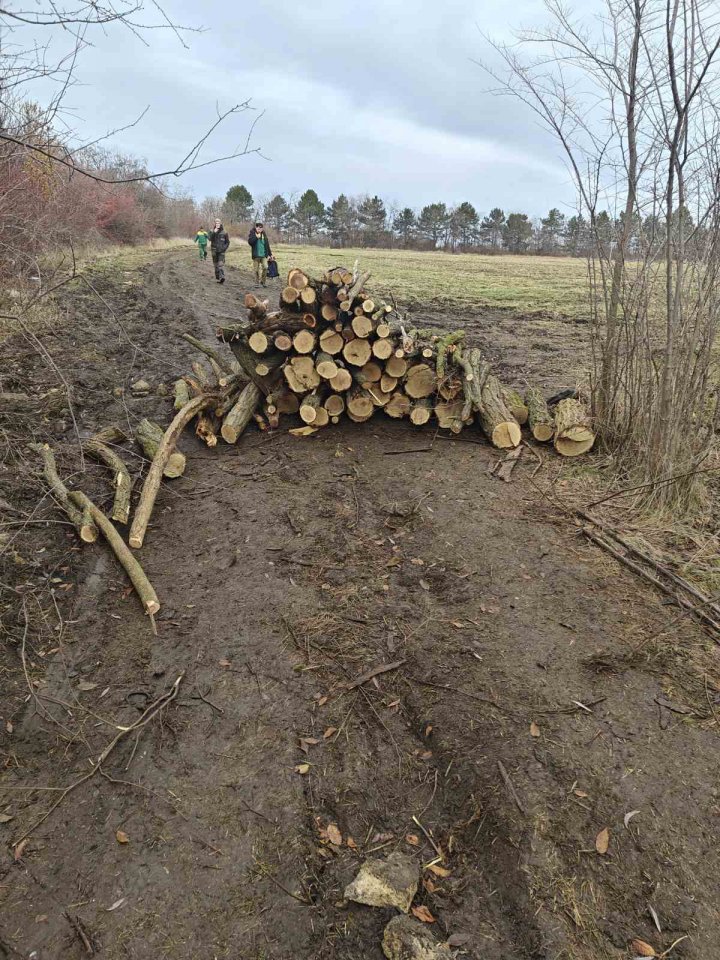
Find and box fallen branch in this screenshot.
[179,332,240,376]
[129,395,211,549]
[344,659,406,691]
[12,673,184,849]
[497,760,527,816]
[83,436,132,525]
[29,443,98,543]
[68,491,160,616]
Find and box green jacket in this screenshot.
[194,230,209,246]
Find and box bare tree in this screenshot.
[485,0,720,509]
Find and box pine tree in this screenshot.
[417,203,449,247]
[357,195,387,246]
[327,194,357,246]
[293,189,326,240]
[450,202,479,250]
[223,185,253,223]
[263,194,291,232]
[392,208,417,247]
[480,208,506,248]
[503,213,533,253]
[540,208,566,253]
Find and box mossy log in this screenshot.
[554,399,595,457]
[502,387,529,426]
[454,348,520,448]
[135,419,186,478]
[29,443,98,543]
[525,387,555,442]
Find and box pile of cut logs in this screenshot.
[202,265,595,457]
[28,263,595,620]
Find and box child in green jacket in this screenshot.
[194,228,209,260]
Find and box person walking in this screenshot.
[193,227,209,260]
[247,221,272,287]
[208,218,230,283]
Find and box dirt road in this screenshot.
[1,250,718,959]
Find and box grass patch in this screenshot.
[235,246,593,318]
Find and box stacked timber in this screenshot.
[207,264,595,456]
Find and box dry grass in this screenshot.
[229,245,592,318]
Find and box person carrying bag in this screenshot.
[247,221,273,287]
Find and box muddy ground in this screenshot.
[1,250,720,960]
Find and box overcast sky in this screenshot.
[45,0,596,216]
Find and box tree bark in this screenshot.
[476,376,521,448]
[501,387,529,425]
[129,395,211,549]
[135,419,186,478]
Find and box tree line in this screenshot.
[212,184,700,257]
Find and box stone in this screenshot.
[382,916,453,960]
[344,851,419,913]
[130,379,150,396]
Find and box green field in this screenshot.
[231,245,592,318]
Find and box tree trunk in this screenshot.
[228,339,285,395]
[84,435,133,525]
[129,395,211,549]
[554,399,595,457]
[221,383,262,443]
[525,387,555,442]
[477,376,521,448]
[135,419,186,478]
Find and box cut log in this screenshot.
[248,331,269,354]
[281,286,300,306]
[366,385,392,408]
[554,399,595,456]
[293,329,317,354]
[274,332,293,352]
[174,378,190,411]
[375,322,391,338]
[438,375,463,401]
[29,443,98,543]
[228,339,285,395]
[341,326,356,342]
[329,367,353,392]
[347,386,374,420]
[195,413,219,447]
[351,314,374,338]
[362,299,375,314]
[68,491,160,616]
[135,419,186,478]
[300,287,317,306]
[347,409,374,423]
[384,355,408,379]
[300,389,326,424]
[274,389,300,415]
[344,270,371,307]
[324,394,345,417]
[525,387,555,442]
[385,391,411,419]
[380,373,398,393]
[502,387,529,426]
[321,303,339,323]
[129,395,211,549]
[288,268,309,291]
[84,435,133,525]
[343,338,373,367]
[435,400,466,433]
[315,352,339,380]
[372,338,393,361]
[410,399,433,426]
[284,356,321,393]
[405,363,436,399]
[221,382,262,443]
[355,362,383,386]
[192,361,214,388]
[318,328,344,355]
[302,313,317,329]
[478,376,521,448]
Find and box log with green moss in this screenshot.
[525,387,555,442]
[135,419,186,478]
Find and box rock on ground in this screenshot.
[344,851,420,913]
[382,916,453,960]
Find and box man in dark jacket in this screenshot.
[208,219,230,283]
[247,221,272,287]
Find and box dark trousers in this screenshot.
[212,250,225,280]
